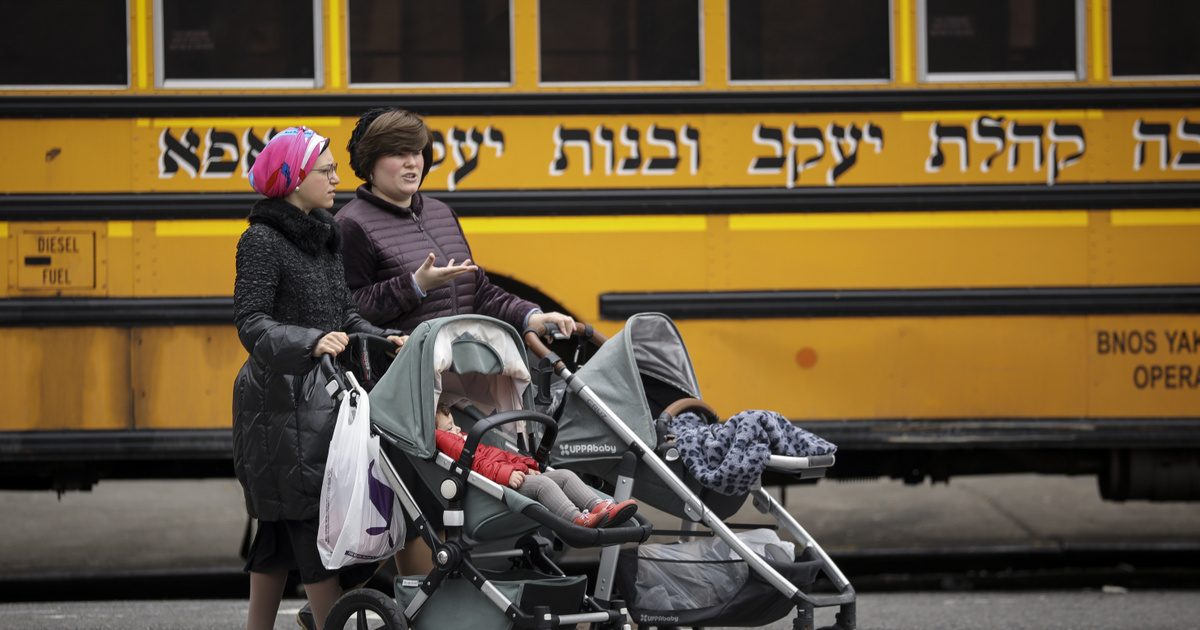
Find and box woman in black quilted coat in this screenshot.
[233,126,404,630]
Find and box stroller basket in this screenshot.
[395,568,587,630]
[616,542,823,627]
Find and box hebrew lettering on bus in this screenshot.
[1133,118,1200,171]
[550,123,700,177]
[159,128,202,178]
[429,126,506,191]
[159,127,279,179]
[924,116,1086,184]
[748,122,884,187]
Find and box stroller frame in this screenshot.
[526,323,858,630]
[323,325,650,630]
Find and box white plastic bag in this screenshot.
[318,372,405,569]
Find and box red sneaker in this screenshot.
[602,499,638,527]
[572,509,609,528]
[590,499,614,514]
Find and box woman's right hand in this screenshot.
[413,252,479,292]
[311,331,349,357]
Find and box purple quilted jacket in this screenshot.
[335,186,539,333]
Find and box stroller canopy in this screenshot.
[552,313,701,472]
[370,315,533,459]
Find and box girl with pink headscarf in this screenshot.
[233,127,405,630]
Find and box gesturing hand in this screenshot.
[413,252,478,292]
[311,331,349,357]
[509,470,526,489]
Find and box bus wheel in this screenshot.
[324,588,407,630]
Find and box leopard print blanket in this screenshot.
[670,410,837,496]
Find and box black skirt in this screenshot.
[244,517,380,586]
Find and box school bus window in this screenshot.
[157,0,318,86]
[0,0,127,87]
[1111,0,1200,78]
[539,0,700,83]
[349,0,511,84]
[922,0,1081,80]
[729,0,891,83]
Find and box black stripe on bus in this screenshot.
[795,418,1200,450]
[0,298,232,326]
[1,87,1199,117]
[4,419,1199,462]
[3,286,1199,327]
[0,429,233,461]
[598,286,1200,320]
[3,182,1199,221]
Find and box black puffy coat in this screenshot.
[232,198,390,521]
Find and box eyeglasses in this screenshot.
[311,163,338,180]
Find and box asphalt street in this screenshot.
[2,474,1199,629]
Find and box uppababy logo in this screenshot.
[639,615,680,624]
[558,442,618,456]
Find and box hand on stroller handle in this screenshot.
[317,332,406,399]
[523,319,607,362]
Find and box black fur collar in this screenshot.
[248,198,341,257]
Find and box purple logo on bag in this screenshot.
[365,460,396,546]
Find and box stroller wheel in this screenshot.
[325,587,407,630]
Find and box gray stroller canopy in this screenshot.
[369,315,533,459]
[551,313,701,473]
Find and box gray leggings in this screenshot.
[517,469,601,520]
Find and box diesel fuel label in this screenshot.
[17,231,96,290]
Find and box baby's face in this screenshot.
[436,406,460,434]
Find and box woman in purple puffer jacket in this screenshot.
[336,107,573,336]
[334,106,575,578]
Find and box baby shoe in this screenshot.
[573,509,609,528]
[602,499,638,527]
[591,499,614,514]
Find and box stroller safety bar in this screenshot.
[766,453,836,473]
[520,503,653,547]
[428,441,653,547]
[460,409,559,475]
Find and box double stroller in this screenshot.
[324,313,855,630]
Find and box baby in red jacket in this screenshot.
[434,402,636,528]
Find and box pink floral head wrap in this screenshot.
[248,126,330,198]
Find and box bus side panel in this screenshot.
[679,316,1088,419]
[0,328,131,430]
[131,326,243,430]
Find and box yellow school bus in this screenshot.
[1,0,1197,499]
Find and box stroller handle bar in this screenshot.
[318,333,398,400]
[523,321,607,367]
[317,354,349,400]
